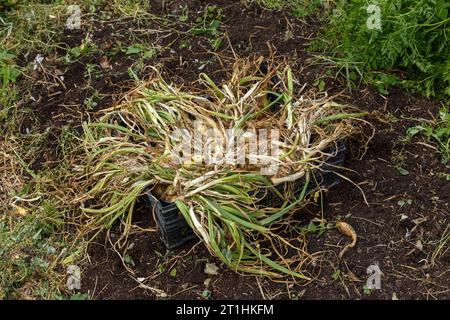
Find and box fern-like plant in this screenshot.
[313,0,450,97]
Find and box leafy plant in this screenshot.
[363,285,373,295]
[0,200,68,299]
[407,106,450,164]
[83,92,100,110]
[0,50,20,100]
[189,5,223,51]
[125,43,155,58]
[0,50,20,122]
[84,63,102,80]
[201,289,211,299]
[297,218,333,236]
[332,269,342,281]
[254,0,325,18]
[313,0,450,98]
[65,37,99,62]
[69,293,89,300]
[0,51,20,89]
[178,5,189,22]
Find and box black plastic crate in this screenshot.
[145,194,197,249]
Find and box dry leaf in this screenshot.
[412,217,427,225]
[100,56,111,70]
[347,270,361,282]
[100,41,112,50]
[414,239,423,251]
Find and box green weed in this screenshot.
[189,5,224,51]
[0,50,20,119]
[313,0,450,98]
[252,0,325,18]
[407,106,450,164]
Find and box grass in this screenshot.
[0,0,110,298]
[0,202,64,299]
[252,0,327,18]
[0,138,87,299]
[431,224,450,266]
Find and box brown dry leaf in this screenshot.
[100,56,112,70]
[100,41,112,50]
[412,217,427,226]
[414,239,424,251]
[204,263,219,275]
[347,270,361,282]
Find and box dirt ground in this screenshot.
[19,0,449,299]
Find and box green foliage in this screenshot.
[314,0,450,98]
[0,51,19,88]
[65,36,99,62]
[125,43,156,58]
[190,5,223,36]
[0,50,20,121]
[332,268,342,281]
[363,285,373,295]
[69,293,89,300]
[0,203,65,299]
[253,0,324,18]
[296,218,333,236]
[407,106,450,164]
[189,5,224,50]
